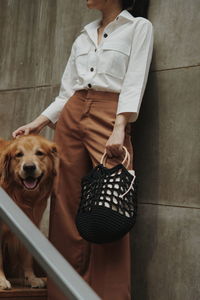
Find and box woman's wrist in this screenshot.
[113,113,131,130]
[33,115,51,130]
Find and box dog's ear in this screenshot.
[49,144,59,176]
[51,145,58,155]
[0,151,11,186]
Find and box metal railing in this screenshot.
[0,188,101,300]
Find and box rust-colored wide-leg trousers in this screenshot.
[48,90,133,300]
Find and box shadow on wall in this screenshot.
[130,70,160,299]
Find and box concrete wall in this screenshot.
[132,1,200,299]
[0,1,199,299]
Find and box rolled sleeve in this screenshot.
[117,19,154,122]
[41,45,76,124]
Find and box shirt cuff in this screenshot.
[41,104,62,124]
[117,105,139,123]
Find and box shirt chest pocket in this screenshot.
[98,43,130,80]
[75,46,90,76]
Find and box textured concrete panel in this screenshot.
[131,204,200,300]
[133,67,200,207]
[149,0,200,70]
[0,94,16,139]
[0,86,59,139]
[0,0,56,89]
[0,0,99,90]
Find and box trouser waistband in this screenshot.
[75,89,119,101]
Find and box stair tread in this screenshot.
[0,279,47,298]
[0,287,47,296]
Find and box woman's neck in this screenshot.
[100,6,123,28]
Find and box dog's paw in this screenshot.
[0,278,11,290]
[25,276,46,288]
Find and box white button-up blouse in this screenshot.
[42,10,154,123]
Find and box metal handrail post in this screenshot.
[0,188,101,300]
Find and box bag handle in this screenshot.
[100,146,130,169]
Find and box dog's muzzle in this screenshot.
[20,163,43,190]
[23,163,36,174]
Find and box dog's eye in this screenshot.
[15,152,24,158]
[35,150,45,156]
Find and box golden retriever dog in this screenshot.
[0,135,58,289]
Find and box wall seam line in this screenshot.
[151,63,200,73]
[138,202,200,210]
[0,84,60,93]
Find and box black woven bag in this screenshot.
[76,146,137,244]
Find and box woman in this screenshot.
[13,0,153,299]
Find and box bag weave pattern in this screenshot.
[76,163,137,244]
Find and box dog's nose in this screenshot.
[23,163,36,173]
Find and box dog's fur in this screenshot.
[0,135,58,289]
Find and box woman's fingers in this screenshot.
[12,128,25,138]
[12,116,50,139]
[15,131,24,138]
[106,144,124,158]
[12,125,32,138]
[106,147,113,158]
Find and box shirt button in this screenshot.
[90,67,94,72]
[104,33,108,38]
[88,83,92,88]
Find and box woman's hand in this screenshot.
[106,113,132,158]
[12,115,51,138]
[106,125,125,157]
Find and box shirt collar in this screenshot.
[117,10,134,22]
[82,10,134,32]
[81,19,101,32]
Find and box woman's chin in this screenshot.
[86,4,93,9]
[86,0,97,9]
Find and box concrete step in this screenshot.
[0,279,47,300]
[0,288,47,300]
